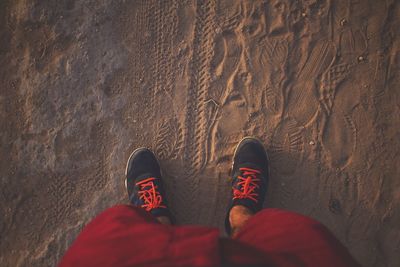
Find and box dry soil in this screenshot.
[1,0,400,266]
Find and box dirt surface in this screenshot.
[1,0,400,266]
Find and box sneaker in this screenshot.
[225,137,269,235]
[125,148,171,219]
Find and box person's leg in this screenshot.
[229,205,254,237]
[233,208,361,267]
[59,148,221,267]
[58,204,168,267]
[224,137,360,266]
[60,148,174,266]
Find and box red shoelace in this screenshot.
[233,167,261,202]
[136,177,166,211]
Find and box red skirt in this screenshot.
[59,205,360,267]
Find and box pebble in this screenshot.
[309,140,315,145]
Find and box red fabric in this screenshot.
[59,205,360,267]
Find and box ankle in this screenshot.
[229,205,254,236]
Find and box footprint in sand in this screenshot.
[322,110,357,169]
[270,118,305,176]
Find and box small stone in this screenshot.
[309,140,315,145]
[358,56,364,62]
[302,12,307,17]
[340,19,347,26]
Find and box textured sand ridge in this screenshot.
[1,0,400,266]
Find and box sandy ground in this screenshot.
[1,0,400,266]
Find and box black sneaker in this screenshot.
[225,137,269,235]
[125,148,171,219]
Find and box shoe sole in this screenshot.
[124,147,163,189]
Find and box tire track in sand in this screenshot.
[138,0,177,142]
[125,0,158,144]
[181,0,216,222]
[145,0,179,140]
